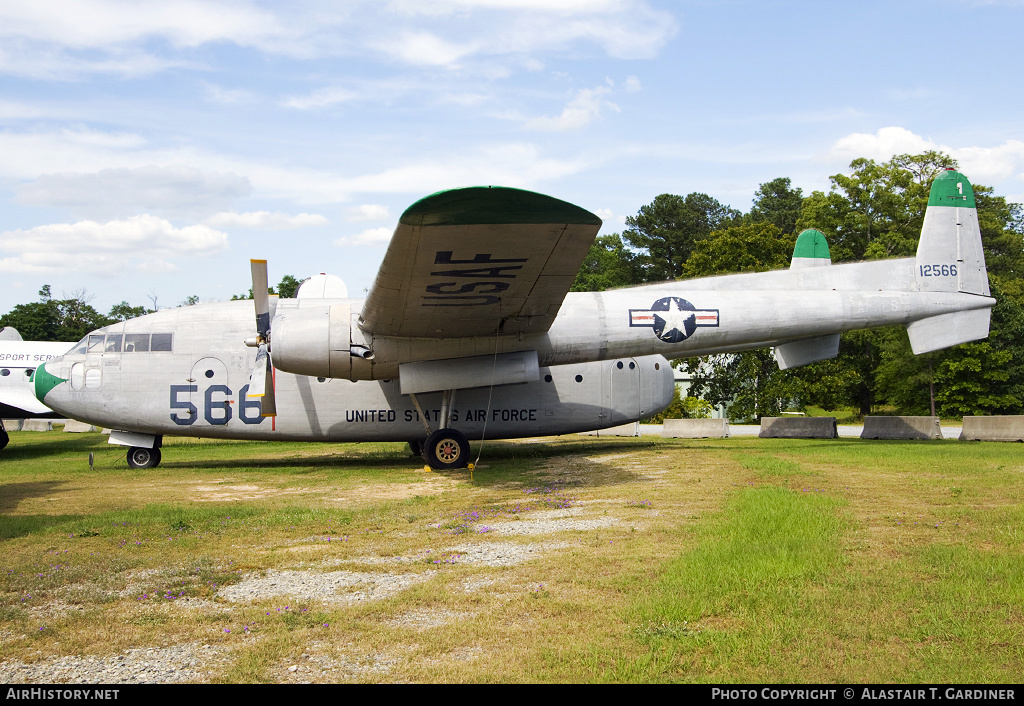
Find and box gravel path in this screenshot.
[0,643,231,684]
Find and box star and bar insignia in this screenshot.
[629,297,719,343]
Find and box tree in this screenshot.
[681,222,795,277]
[108,302,151,321]
[277,275,305,298]
[747,177,803,235]
[570,234,643,291]
[622,193,740,282]
[797,151,957,262]
[231,274,305,300]
[0,288,113,342]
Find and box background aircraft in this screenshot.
[34,170,994,469]
[0,327,75,450]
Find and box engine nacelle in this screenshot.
[270,304,369,380]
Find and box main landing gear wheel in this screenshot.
[423,428,469,470]
[0,420,8,452]
[127,446,161,469]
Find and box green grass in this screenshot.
[1,429,1022,683]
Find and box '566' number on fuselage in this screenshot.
[170,384,265,426]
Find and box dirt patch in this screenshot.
[328,479,462,504]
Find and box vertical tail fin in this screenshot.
[915,169,989,296]
[906,169,993,354]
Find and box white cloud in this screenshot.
[829,127,1024,187]
[525,85,615,132]
[203,83,257,105]
[0,215,229,274]
[345,204,390,222]
[0,1,677,77]
[371,30,478,67]
[334,227,393,247]
[281,86,357,110]
[830,127,936,162]
[0,1,286,50]
[15,166,252,221]
[204,211,328,229]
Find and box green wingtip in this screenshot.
[928,169,975,208]
[792,229,831,260]
[33,362,66,402]
[400,186,602,227]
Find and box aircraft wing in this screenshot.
[0,386,52,415]
[359,186,602,338]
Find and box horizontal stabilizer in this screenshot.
[906,308,991,355]
[774,334,840,369]
[399,350,539,395]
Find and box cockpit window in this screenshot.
[70,332,173,354]
[151,333,173,352]
[124,334,149,353]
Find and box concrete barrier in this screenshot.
[2,419,24,431]
[862,416,942,440]
[959,416,1024,442]
[759,417,837,439]
[21,420,53,431]
[662,418,730,438]
[63,419,98,433]
[581,422,639,437]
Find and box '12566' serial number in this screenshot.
[919,264,957,277]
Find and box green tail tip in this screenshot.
[928,169,975,208]
[792,229,831,260]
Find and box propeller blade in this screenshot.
[250,259,271,338]
[249,345,269,398]
[261,369,277,418]
[247,345,277,417]
[248,259,277,417]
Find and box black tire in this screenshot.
[423,428,470,470]
[0,424,8,452]
[408,440,423,457]
[127,446,161,469]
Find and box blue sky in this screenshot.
[2,0,1023,317]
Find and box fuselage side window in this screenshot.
[124,334,149,353]
[151,333,173,352]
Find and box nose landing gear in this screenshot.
[127,446,162,469]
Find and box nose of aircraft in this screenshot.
[34,360,67,407]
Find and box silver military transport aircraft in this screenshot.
[34,169,994,469]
